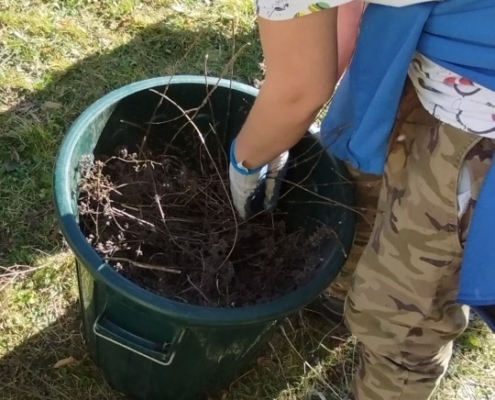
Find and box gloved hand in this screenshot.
[229,140,289,219]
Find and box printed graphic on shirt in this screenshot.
[256,0,338,20]
[408,53,495,138]
[255,0,434,20]
[295,2,331,17]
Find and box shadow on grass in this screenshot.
[0,10,355,400]
[0,12,262,269]
[0,290,490,400]
[3,7,491,400]
[228,312,356,400]
[0,294,352,400]
[0,301,127,400]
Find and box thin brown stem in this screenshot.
[105,257,181,274]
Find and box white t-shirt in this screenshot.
[255,0,495,139]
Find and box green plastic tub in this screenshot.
[53,76,355,400]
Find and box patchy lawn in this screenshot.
[0,1,494,399]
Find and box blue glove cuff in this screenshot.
[229,140,264,176]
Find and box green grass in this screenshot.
[0,1,494,399]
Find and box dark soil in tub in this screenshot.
[77,125,333,307]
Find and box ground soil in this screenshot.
[77,129,332,308]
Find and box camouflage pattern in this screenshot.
[325,163,381,301]
[340,82,495,400]
[325,82,424,301]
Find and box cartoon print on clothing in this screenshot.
[408,53,495,136]
[255,0,429,20]
[256,0,334,20]
[295,2,331,17]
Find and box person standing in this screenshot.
[229,1,495,399]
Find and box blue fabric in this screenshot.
[320,0,495,330]
[321,2,433,173]
[458,159,495,305]
[419,2,495,91]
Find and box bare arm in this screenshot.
[233,9,338,169]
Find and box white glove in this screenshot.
[229,140,289,219]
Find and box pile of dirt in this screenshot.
[77,129,332,307]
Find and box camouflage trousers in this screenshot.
[327,82,495,400]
